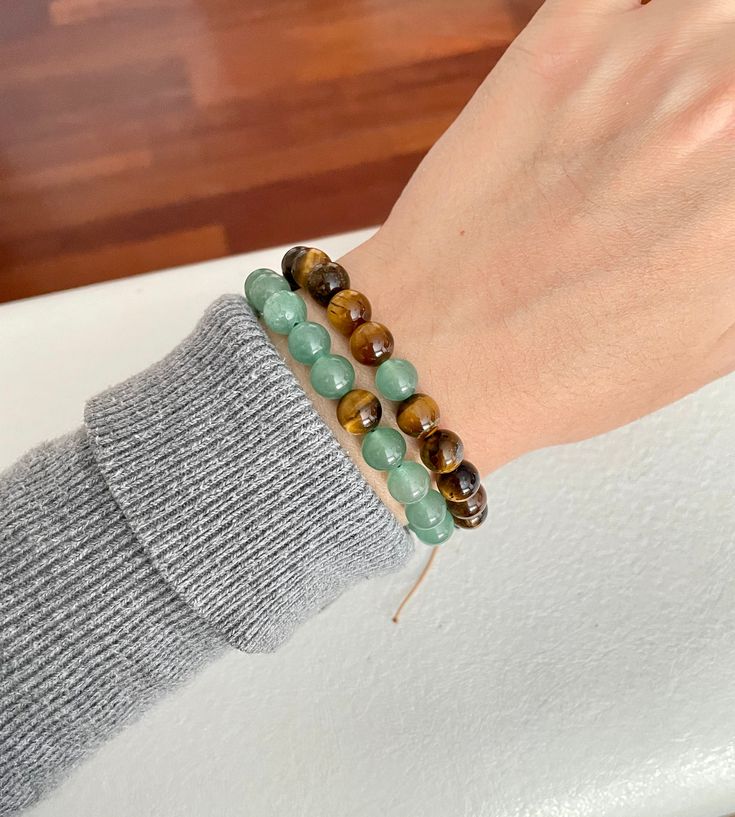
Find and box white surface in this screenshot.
[2,229,735,817]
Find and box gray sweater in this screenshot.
[0,295,412,815]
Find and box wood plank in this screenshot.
[1,225,228,301]
[0,0,541,302]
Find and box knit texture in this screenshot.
[0,294,412,815]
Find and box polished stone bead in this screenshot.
[396,393,440,438]
[453,505,489,529]
[244,267,272,295]
[387,461,430,505]
[291,248,330,289]
[326,289,371,336]
[307,262,350,307]
[420,429,464,473]
[375,358,418,402]
[281,245,309,290]
[337,389,382,434]
[447,485,487,519]
[262,290,307,335]
[246,271,290,313]
[412,509,455,545]
[406,489,447,530]
[287,320,331,365]
[361,427,406,471]
[349,321,394,366]
[436,459,481,502]
[310,354,355,399]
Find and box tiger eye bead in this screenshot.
[291,248,330,289]
[281,246,309,290]
[326,289,371,336]
[336,389,382,435]
[396,393,440,438]
[307,262,350,307]
[436,460,481,502]
[453,506,488,529]
[447,485,487,520]
[420,429,464,473]
[349,321,394,366]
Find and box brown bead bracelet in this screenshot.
[282,245,488,534]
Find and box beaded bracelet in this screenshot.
[244,249,488,544]
[244,265,453,546]
[278,246,486,534]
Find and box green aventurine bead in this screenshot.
[375,358,418,401]
[288,320,331,364]
[262,290,306,334]
[412,509,454,545]
[387,461,431,504]
[405,489,447,530]
[244,267,272,294]
[246,271,290,313]
[361,427,406,471]
[310,354,355,399]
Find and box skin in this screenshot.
[334,0,735,488]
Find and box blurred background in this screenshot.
[0,0,541,303]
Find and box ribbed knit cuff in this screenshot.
[84,294,412,652]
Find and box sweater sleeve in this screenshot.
[0,294,412,815]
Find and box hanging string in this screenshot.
[392,547,439,623]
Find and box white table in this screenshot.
[3,229,735,817]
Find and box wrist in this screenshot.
[337,231,537,476]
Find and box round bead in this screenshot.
[291,248,330,289]
[281,246,309,290]
[387,461,431,505]
[349,321,394,366]
[287,320,331,364]
[412,510,455,545]
[246,271,290,313]
[262,290,307,334]
[375,358,418,402]
[310,354,355,399]
[453,506,488,530]
[307,262,350,307]
[436,460,481,502]
[447,485,487,519]
[406,489,447,530]
[397,393,440,438]
[244,267,272,296]
[420,429,464,473]
[327,289,371,336]
[336,389,382,435]
[361,427,406,471]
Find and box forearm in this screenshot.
[337,237,532,476]
[0,428,226,814]
[0,295,410,814]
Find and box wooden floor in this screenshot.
[0,0,540,302]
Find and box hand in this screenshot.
[341,0,735,475]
